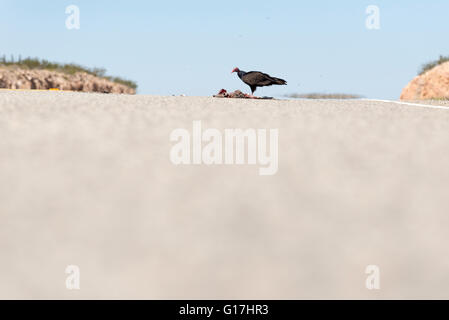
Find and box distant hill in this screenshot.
[0,56,137,94]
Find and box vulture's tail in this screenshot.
[272,77,287,85]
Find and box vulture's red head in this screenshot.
[231,67,240,73]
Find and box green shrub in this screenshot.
[419,55,449,75]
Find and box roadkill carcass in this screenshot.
[213,89,274,99]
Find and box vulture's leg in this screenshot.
[250,86,257,98]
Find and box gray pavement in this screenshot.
[1,91,449,299]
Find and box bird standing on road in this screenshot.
[231,67,287,96]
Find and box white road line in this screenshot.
[364,99,449,110]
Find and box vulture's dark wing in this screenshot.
[242,71,287,87]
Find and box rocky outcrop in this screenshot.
[400,61,449,100]
[0,66,135,94]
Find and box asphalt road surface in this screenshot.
[1,90,449,299]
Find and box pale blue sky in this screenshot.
[1,0,448,98]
